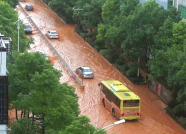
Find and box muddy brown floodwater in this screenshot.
[15,0,186,134]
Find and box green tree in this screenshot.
[62,116,106,134]
[153,18,175,53]
[9,51,80,133]
[97,0,139,57]
[11,118,36,134]
[48,0,76,23]
[30,71,78,132]
[152,8,181,54]
[148,50,169,79]
[73,0,106,51]
[8,51,102,133]
[96,0,139,74]
[74,0,105,31]
[122,1,166,60]
[150,20,186,85]
[7,51,56,119]
[72,0,89,24]
[3,0,18,8]
[149,20,186,119]
[149,8,181,80]
[0,1,31,52]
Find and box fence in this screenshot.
[148,80,172,103]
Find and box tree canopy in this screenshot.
[0,1,31,52]
[8,51,105,133]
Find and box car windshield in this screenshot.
[25,25,31,29]
[84,69,92,72]
[51,31,57,34]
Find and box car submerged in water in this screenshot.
[25,4,33,11]
[47,30,58,39]
[24,23,32,34]
[76,66,94,79]
[37,51,49,60]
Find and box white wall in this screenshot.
[0,52,6,76]
[156,0,168,9]
[0,125,10,134]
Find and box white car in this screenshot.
[76,66,94,79]
[47,30,58,39]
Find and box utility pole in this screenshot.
[137,57,140,85]
[14,15,31,51]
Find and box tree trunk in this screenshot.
[16,109,18,120]
[28,110,29,118]
[21,111,23,118]
[42,114,45,134]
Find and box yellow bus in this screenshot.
[98,80,141,120]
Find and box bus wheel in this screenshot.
[112,109,115,117]
[102,99,105,107]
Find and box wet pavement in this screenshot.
[13,0,186,134]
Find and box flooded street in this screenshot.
[16,0,186,134]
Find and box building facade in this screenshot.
[140,0,186,19]
[0,33,11,133]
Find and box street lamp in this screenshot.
[93,119,125,134]
[137,57,140,85]
[94,119,125,133]
[14,15,31,51]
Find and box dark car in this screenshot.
[24,23,32,34]
[76,66,94,79]
[25,4,33,11]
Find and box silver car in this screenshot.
[47,30,58,39]
[76,66,94,79]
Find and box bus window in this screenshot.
[102,85,112,101]
[112,96,120,107]
[123,100,139,107]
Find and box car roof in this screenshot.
[26,4,32,6]
[24,23,30,25]
[48,30,57,32]
[81,66,91,69]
